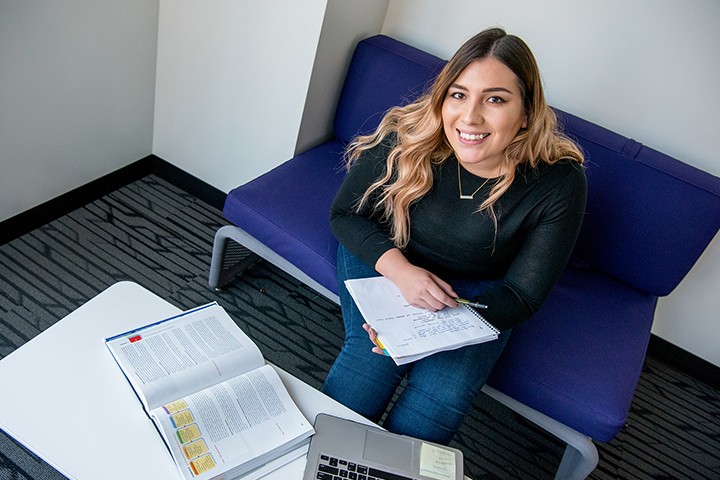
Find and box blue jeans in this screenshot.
[321,245,512,444]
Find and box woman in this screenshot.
[321,28,587,445]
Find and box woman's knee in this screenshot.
[322,347,406,421]
[381,334,513,442]
[383,387,467,444]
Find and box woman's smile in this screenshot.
[458,130,490,142]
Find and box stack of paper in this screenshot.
[345,276,499,365]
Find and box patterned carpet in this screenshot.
[0,175,718,479]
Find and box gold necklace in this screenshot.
[457,160,491,200]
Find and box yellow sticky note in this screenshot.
[163,399,188,414]
[419,442,456,480]
[182,439,209,460]
[189,453,217,476]
[176,423,201,444]
[171,409,195,428]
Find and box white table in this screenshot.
[0,281,373,479]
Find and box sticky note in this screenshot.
[419,442,456,480]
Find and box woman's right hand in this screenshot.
[375,248,458,311]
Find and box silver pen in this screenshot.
[455,298,488,309]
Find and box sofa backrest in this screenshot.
[334,35,445,145]
[333,35,720,298]
[557,109,720,296]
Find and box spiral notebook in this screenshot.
[344,276,499,365]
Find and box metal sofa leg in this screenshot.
[208,227,229,289]
[555,442,599,480]
[208,225,340,303]
[208,225,260,290]
[481,385,599,480]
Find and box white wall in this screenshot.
[0,0,159,222]
[294,0,389,154]
[152,0,328,193]
[381,0,720,367]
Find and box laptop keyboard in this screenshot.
[314,454,413,480]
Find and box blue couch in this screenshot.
[209,35,720,479]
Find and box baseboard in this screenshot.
[647,335,720,390]
[0,155,226,247]
[149,156,226,211]
[0,157,153,245]
[2,157,718,391]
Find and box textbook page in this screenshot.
[345,277,498,365]
[106,303,265,411]
[150,363,314,480]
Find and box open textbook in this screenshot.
[345,276,499,365]
[105,303,314,480]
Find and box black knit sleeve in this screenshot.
[329,140,397,269]
[474,162,588,331]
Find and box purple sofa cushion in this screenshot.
[223,140,346,295]
[487,264,658,441]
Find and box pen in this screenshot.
[455,298,488,309]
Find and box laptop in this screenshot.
[303,413,464,480]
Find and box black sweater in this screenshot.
[330,140,587,330]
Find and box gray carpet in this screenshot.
[1,175,718,479]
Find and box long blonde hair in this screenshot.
[347,28,584,249]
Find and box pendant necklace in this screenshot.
[458,160,492,200]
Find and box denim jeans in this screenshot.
[321,244,512,444]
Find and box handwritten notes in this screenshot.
[345,276,498,365]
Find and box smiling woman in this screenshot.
[321,27,587,445]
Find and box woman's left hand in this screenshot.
[363,323,386,355]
